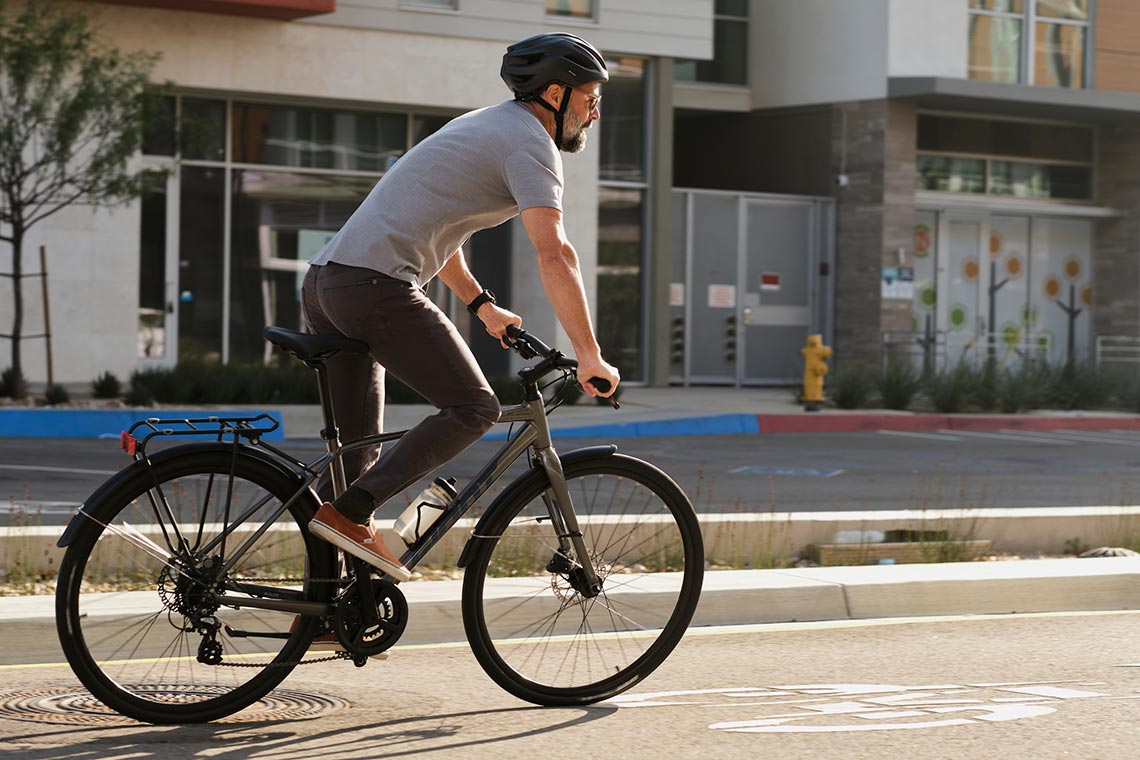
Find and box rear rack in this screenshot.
[121,414,280,456]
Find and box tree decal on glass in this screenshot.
[986,231,1025,361]
[1043,256,1091,363]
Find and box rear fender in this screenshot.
[57,442,310,548]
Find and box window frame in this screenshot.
[968,0,1094,88]
[915,110,1096,202]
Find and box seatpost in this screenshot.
[311,361,348,498]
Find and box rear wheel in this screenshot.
[462,454,703,705]
[56,446,335,724]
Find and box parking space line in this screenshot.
[878,430,962,442]
[946,430,1076,446]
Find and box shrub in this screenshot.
[1048,359,1110,411]
[43,383,70,405]
[91,371,122,399]
[967,358,999,412]
[0,367,29,398]
[997,359,1051,413]
[827,362,875,409]
[878,356,922,411]
[924,362,972,413]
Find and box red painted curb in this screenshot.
[756,413,1140,434]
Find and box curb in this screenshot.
[0,409,285,439]
[6,559,1139,652]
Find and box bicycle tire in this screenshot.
[461,452,703,706]
[56,444,336,724]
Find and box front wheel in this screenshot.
[461,454,704,705]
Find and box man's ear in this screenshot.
[542,82,563,107]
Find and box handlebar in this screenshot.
[504,325,619,409]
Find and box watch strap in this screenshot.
[466,289,496,316]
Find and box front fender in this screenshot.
[456,444,617,568]
[57,442,305,548]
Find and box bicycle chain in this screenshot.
[215,576,362,668]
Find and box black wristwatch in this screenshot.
[466,289,496,316]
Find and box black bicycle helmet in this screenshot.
[501,33,608,149]
[500,32,609,95]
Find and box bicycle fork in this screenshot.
[534,447,603,598]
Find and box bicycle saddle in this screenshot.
[262,325,369,362]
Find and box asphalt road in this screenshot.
[5,427,1140,524]
[3,612,1140,758]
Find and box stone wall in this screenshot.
[1094,122,1140,340]
[830,98,917,368]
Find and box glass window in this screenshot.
[917,155,987,193]
[989,160,1092,199]
[138,172,167,358]
[968,0,1091,88]
[599,59,645,182]
[546,0,594,19]
[1034,21,1086,88]
[1036,0,1087,20]
[968,14,1022,82]
[178,166,226,362]
[142,95,176,157]
[232,104,407,172]
[228,170,376,363]
[917,114,1094,162]
[675,1,748,85]
[969,0,1024,10]
[181,99,226,162]
[597,187,645,380]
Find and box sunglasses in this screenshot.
[567,85,602,112]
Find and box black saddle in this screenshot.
[262,326,368,363]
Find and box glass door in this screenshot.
[939,214,988,364]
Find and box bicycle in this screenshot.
[55,325,704,724]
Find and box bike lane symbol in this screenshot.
[606,682,1115,734]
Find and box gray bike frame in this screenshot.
[208,388,600,618]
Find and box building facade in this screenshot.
[6,0,1140,388]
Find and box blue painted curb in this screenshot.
[483,413,760,441]
[0,409,285,440]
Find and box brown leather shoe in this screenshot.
[308,502,412,582]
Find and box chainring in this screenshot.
[333,578,408,657]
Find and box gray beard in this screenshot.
[559,128,588,154]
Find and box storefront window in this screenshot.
[917,114,1094,200]
[178,167,226,362]
[599,59,645,182]
[232,104,407,171]
[597,187,644,380]
[228,170,376,364]
[138,172,167,359]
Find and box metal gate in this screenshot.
[669,189,834,385]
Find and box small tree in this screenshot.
[0,1,159,379]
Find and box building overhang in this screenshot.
[889,77,1140,123]
[94,0,335,21]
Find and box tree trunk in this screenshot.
[9,227,22,378]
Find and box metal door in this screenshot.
[686,193,740,383]
[741,199,820,384]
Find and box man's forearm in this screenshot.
[535,242,601,362]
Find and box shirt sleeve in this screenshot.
[501,140,564,212]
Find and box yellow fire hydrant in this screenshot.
[801,334,832,411]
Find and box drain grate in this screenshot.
[0,687,349,726]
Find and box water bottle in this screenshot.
[394,477,457,545]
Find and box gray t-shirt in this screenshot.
[309,100,562,287]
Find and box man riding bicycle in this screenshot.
[301,32,620,582]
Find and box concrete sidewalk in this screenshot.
[278,385,1140,440]
[7,557,1140,652]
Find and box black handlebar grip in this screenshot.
[590,377,611,393]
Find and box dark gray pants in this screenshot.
[301,262,500,509]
